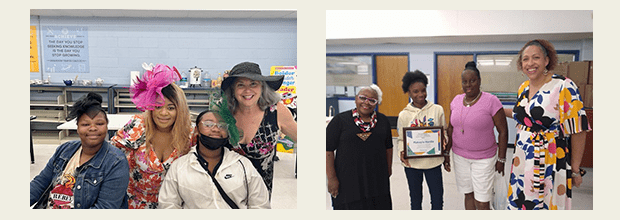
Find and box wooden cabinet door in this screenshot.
[436,54,474,126]
[375,55,409,137]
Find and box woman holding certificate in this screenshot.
[396,70,447,210]
[326,84,393,210]
[445,61,508,210]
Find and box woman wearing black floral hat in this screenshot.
[220,61,297,195]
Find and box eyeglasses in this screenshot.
[358,94,378,105]
[201,121,229,130]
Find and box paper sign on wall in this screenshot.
[270,66,297,153]
[30,26,39,72]
[42,26,90,73]
[270,66,296,94]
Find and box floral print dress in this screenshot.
[507,75,591,210]
[230,105,279,194]
[110,114,194,209]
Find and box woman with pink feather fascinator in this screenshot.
[110,63,195,209]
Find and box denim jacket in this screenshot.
[30,140,129,209]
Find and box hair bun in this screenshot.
[465,61,477,69]
[66,92,104,121]
[86,92,103,104]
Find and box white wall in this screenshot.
[327,10,593,40]
[30,15,296,85]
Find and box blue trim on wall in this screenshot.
[337,97,356,100]
[433,50,580,105]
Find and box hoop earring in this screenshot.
[543,69,549,76]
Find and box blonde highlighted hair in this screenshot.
[143,83,192,156]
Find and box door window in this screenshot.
[326,55,373,98]
[476,53,576,104]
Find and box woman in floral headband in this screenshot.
[110,64,195,209]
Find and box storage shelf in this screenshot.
[66,102,109,109]
[31,118,64,123]
[30,101,64,107]
[110,85,218,115]
[30,84,114,140]
[31,84,220,140]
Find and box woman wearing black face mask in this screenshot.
[158,110,270,209]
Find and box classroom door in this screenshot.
[375,55,409,137]
[437,54,473,126]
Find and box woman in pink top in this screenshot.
[446,61,508,210]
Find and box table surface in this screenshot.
[57,114,134,130]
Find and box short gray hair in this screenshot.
[223,80,281,113]
[357,84,383,105]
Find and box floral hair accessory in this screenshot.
[130,63,181,111]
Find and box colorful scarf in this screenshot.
[352,108,377,132]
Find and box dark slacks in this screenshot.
[404,165,444,210]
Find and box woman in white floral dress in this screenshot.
[505,39,591,210]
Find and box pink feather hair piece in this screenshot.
[130,64,181,111]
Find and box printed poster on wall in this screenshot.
[270,66,297,153]
[42,26,89,73]
[270,66,297,95]
[30,26,39,72]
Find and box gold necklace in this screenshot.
[463,91,482,107]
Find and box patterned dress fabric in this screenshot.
[507,75,591,210]
[110,114,194,209]
[230,105,279,193]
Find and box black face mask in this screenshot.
[199,133,228,150]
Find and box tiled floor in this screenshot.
[29,137,592,210]
[29,141,297,209]
[326,138,593,210]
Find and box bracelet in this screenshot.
[497,158,506,163]
[572,168,587,177]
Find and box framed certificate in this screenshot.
[403,126,444,158]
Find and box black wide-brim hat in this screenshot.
[221,62,284,91]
